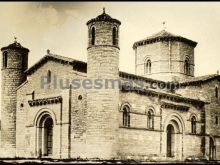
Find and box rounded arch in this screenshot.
[90,24,96,30]
[120,102,132,112]
[210,136,216,146]
[144,56,151,61]
[167,124,175,132]
[3,51,8,68]
[90,25,96,45]
[3,51,8,55]
[112,26,118,46]
[34,108,57,127]
[163,113,185,133]
[185,55,190,61]
[191,115,196,121]
[145,106,156,115]
[121,102,131,127]
[47,70,52,83]
[184,56,190,75]
[35,109,55,157]
[215,85,219,98]
[209,135,216,160]
[146,107,155,129]
[144,58,151,74]
[168,119,181,133]
[189,113,197,121]
[164,113,184,160]
[189,114,197,134]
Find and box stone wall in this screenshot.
[176,79,220,160]
[86,20,120,159]
[16,60,86,159]
[1,48,28,158]
[118,91,203,161]
[69,76,87,159]
[135,41,194,82]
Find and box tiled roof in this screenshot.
[121,84,207,105]
[180,74,220,85]
[133,30,197,49]
[1,41,29,52]
[25,53,165,84]
[141,30,179,40]
[25,54,87,75]
[86,9,121,25]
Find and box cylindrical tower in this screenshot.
[86,9,121,159]
[1,39,29,157]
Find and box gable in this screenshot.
[25,54,87,76]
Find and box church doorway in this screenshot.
[37,114,54,157]
[164,117,183,160]
[167,124,175,157]
[210,137,216,160]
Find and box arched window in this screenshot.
[215,86,218,98]
[144,59,151,74]
[191,116,196,134]
[112,27,118,46]
[122,105,130,127]
[47,70,51,83]
[215,116,219,125]
[147,109,154,129]
[184,59,190,75]
[3,51,8,68]
[167,124,175,157]
[22,55,27,70]
[91,27,95,45]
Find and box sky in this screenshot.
[1,2,220,76]
[0,2,220,117]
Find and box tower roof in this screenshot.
[133,30,197,49]
[1,40,29,52]
[86,8,121,25]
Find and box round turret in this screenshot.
[1,39,29,157]
[86,9,121,159]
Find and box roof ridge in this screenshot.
[133,30,197,49]
[180,74,220,85]
[25,54,87,75]
[137,30,180,43]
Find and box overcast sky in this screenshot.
[1,2,220,117]
[1,2,220,76]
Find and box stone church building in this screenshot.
[0,10,220,162]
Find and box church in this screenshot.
[0,9,220,162]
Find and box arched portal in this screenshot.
[37,114,54,157]
[210,137,216,160]
[164,114,184,160]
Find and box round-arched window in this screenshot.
[112,27,118,46]
[122,105,130,127]
[147,109,154,129]
[91,26,96,46]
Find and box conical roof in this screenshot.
[87,8,121,25]
[1,40,29,52]
[133,30,197,49]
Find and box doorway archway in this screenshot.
[164,114,184,160]
[37,114,54,157]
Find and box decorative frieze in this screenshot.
[160,101,189,111]
[28,96,62,107]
